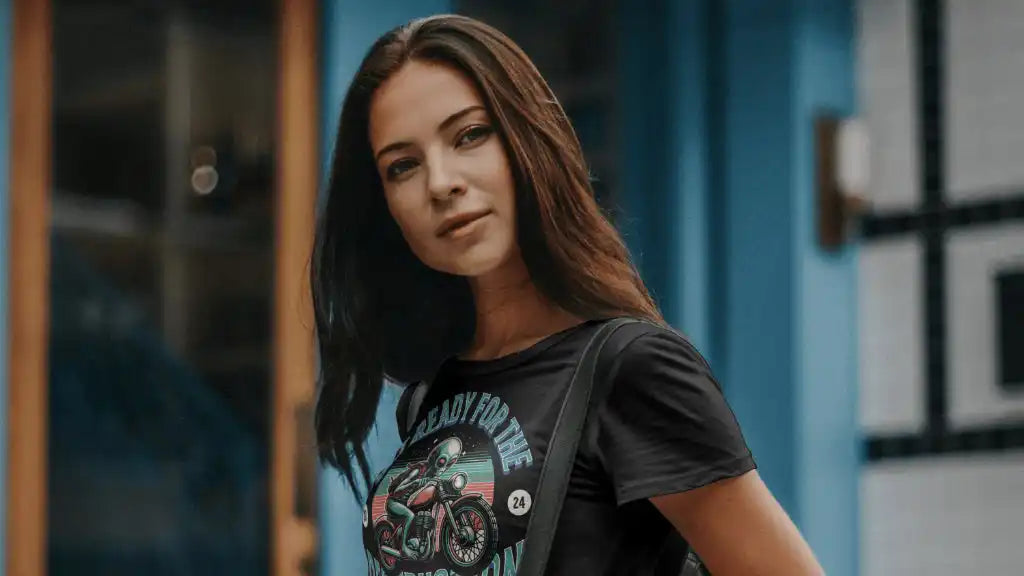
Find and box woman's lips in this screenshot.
[436,210,491,238]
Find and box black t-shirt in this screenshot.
[361,320,755,576]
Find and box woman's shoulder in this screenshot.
[613,322,712,371]
[607,321,719,393]
[592,320,752,505]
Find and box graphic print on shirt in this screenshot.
[364,391,535,576]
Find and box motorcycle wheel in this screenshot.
[374,521,401,575]
[440,497,499,571]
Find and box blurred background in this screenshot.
[1,0,1021,575]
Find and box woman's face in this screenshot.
[369,60,518,278]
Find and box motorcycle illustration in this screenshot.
[373,437,499,574]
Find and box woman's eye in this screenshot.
[456,125,492,148]
[385,158,418,181]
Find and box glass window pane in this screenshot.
[49,3,276,574]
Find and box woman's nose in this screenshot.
[426,154,466,201]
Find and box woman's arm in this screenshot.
[650,470,824,575]
[389,466,422,493]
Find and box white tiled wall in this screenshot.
[947,224,1024,427]
[857,0,1024,574]
[861,452,1024,576]
[858,236,926,434]
[857,0,919,212]
[947,0,1024,198]
[859,0,1024,205]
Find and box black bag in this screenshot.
[396,318,708,576]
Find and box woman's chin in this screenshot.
[437,246,520,279]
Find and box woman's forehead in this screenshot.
[369,61,485,143]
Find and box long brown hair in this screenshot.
[312,14,662,497]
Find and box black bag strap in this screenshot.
[396,379,430,443]
[517,317,709,576]
[516,317,642,576]
[395,384,414,442]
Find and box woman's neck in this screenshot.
[462,255,581,361]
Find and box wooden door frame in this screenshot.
[5,0,321,573]
[6,0,53,574]
[273,0,320,574]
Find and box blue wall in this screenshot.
[673,0,713,355]
[0,1,11,573]
[617,0,677,326]
[700,0,858,573]
[318,2,450,574]
[624,0,858,573]
[720,0,801,524]
[792,2,859,572]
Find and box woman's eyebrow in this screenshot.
[374,105,486,162]
[436,105,486,133]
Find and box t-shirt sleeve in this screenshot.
[595,329,756,505]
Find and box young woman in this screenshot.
[312,14,823,576]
